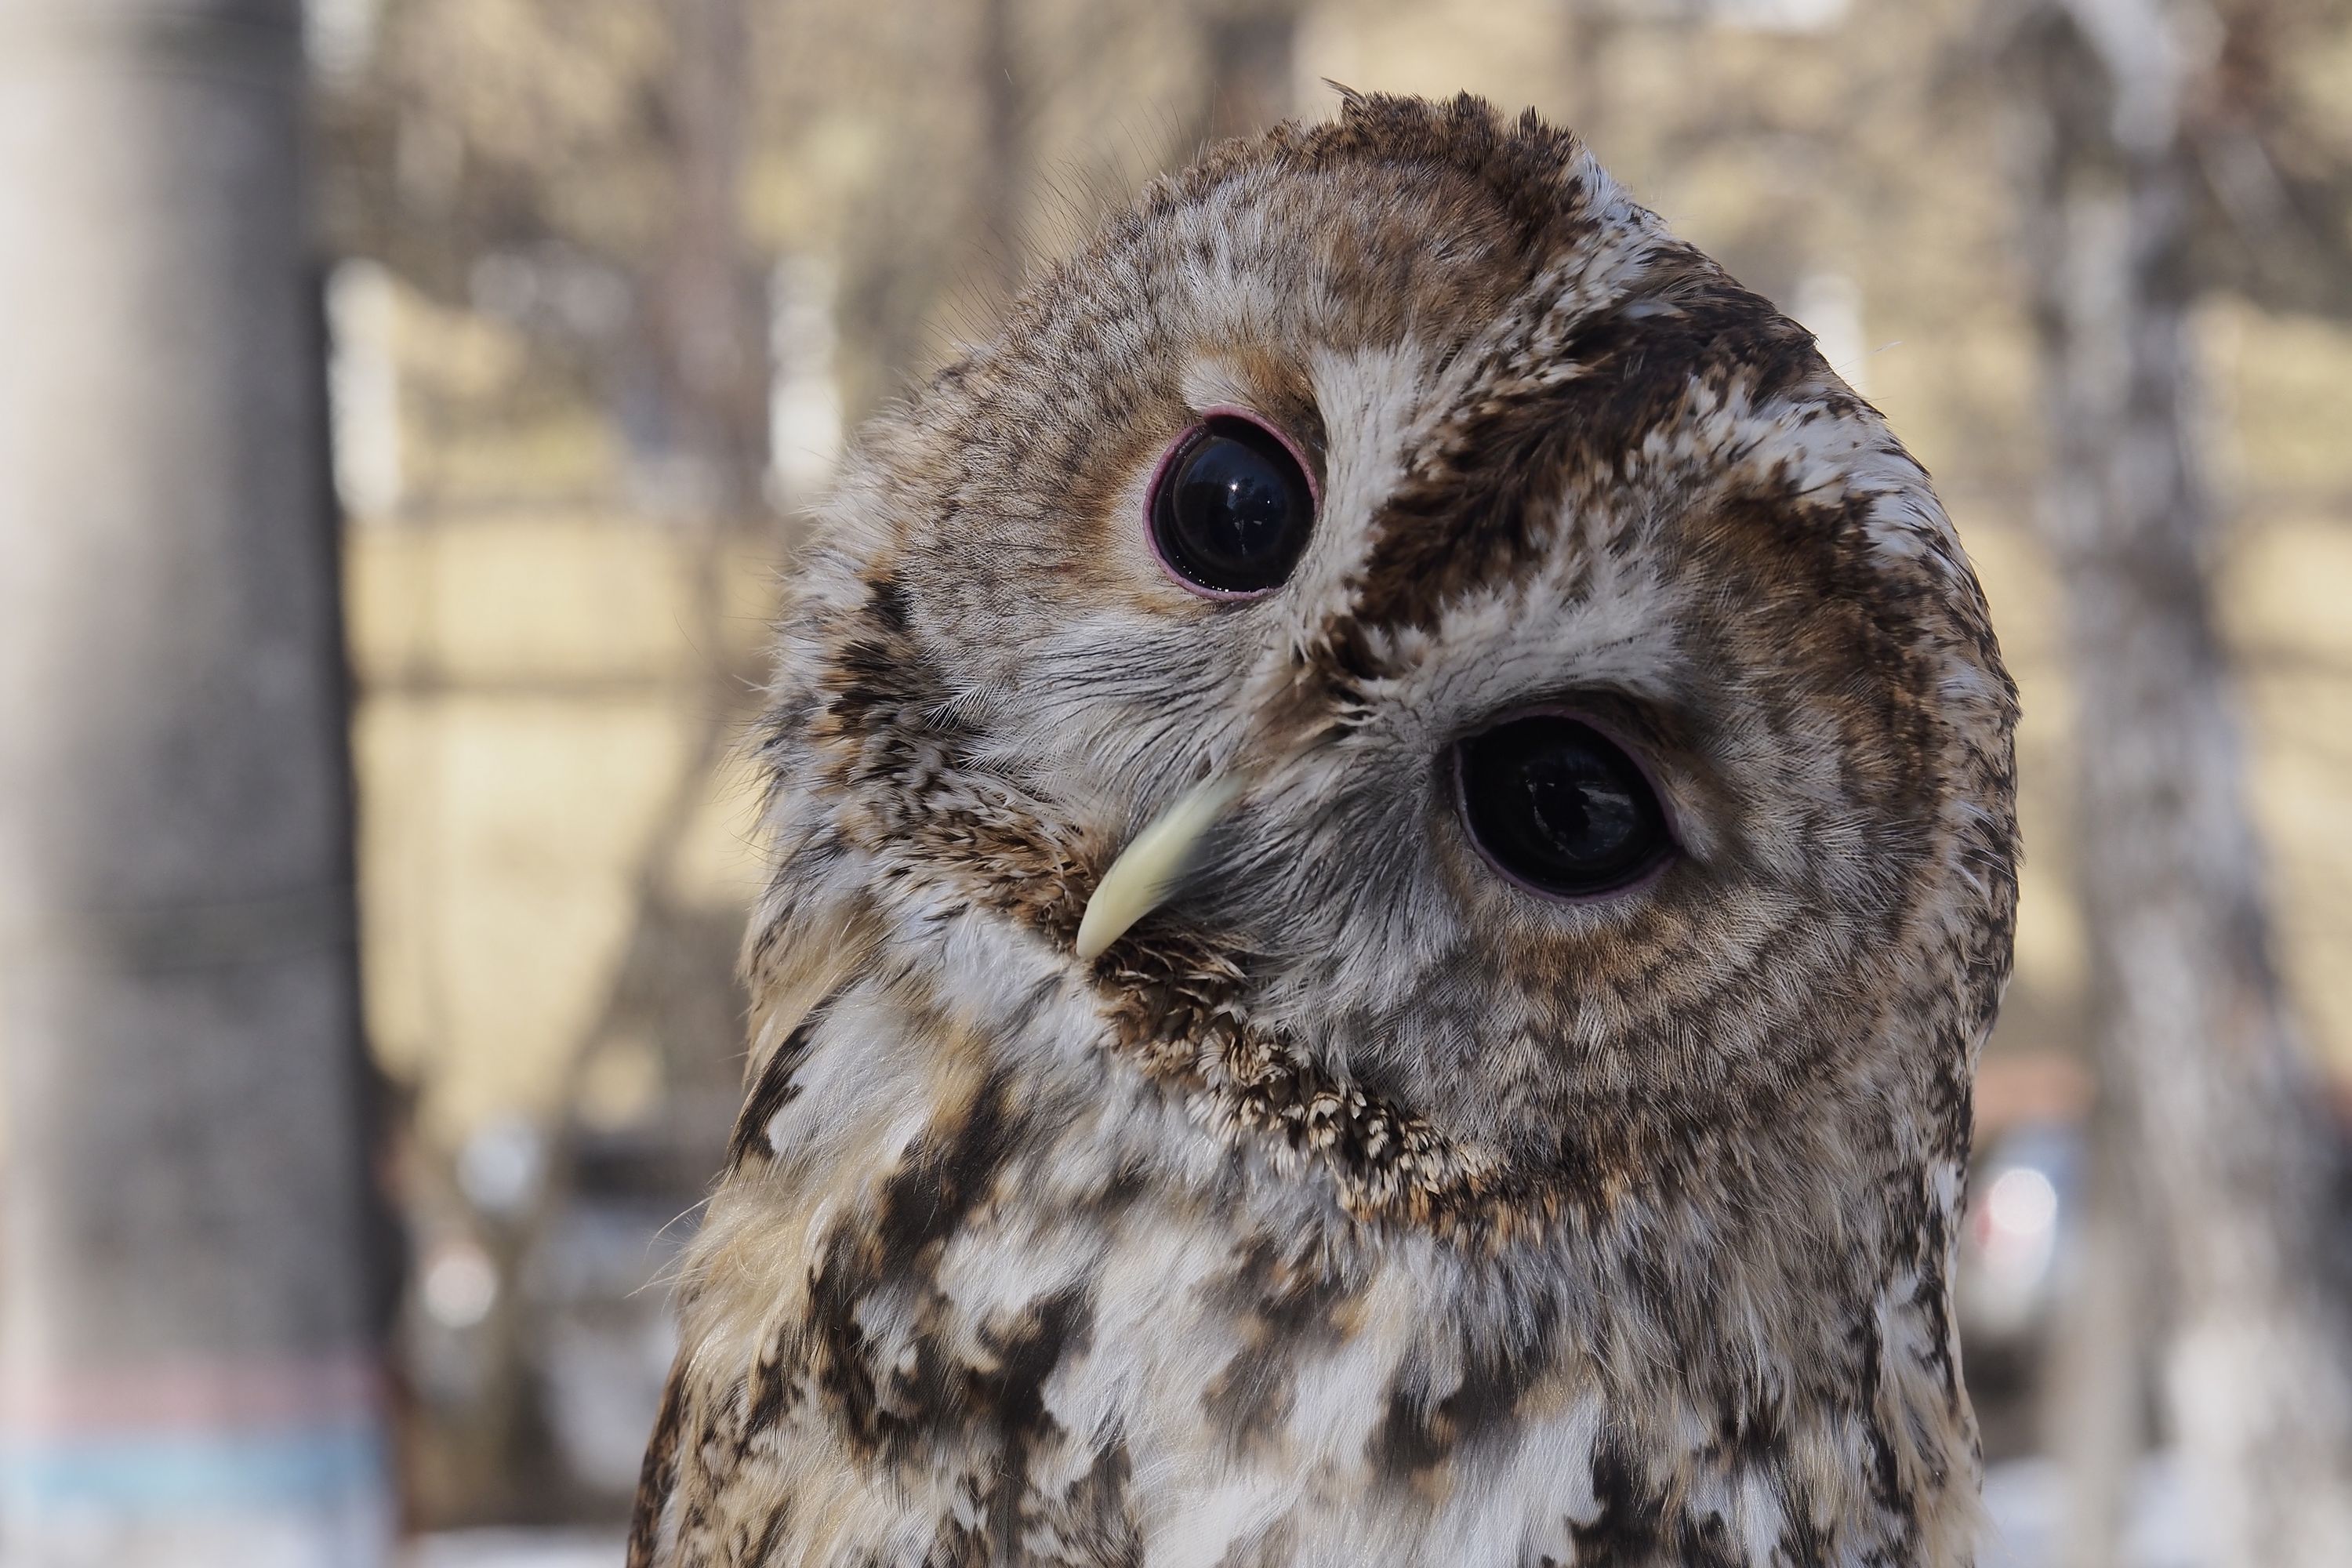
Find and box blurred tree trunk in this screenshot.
[2013,3,2352,1564]
[655,0,768,519]
[0,2,395,1563]
[2042,1095,2151,1568]
[1197,2,1298,144]
[974,0,1026,312]
[1559,0,1621,153]
[468,2,772,1506]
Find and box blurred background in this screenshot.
[3,0,2351,1563]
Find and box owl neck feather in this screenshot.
[654,819,1981,1567]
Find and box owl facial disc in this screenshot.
[1073,774,1244,960]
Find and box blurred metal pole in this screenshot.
[0,2,394,1563]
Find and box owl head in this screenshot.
[746,91,2016,1552]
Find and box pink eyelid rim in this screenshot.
[1450,706,1684,906]
[1143,405,1322,602]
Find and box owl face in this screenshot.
[784,94,2016,1231]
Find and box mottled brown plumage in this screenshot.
[630,93,2018,1567]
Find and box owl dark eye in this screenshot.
[1454,714,1674,899]
[1147,413,1316,597]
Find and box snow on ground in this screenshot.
[401,1455,2206,1568]
[404,1530,626,1568]
[1980,1453,2207,1568]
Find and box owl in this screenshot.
[629,94,2018,1568]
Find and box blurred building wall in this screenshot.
[345,506,773,1144]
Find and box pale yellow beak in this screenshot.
[1073,775,1245,960]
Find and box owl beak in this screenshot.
[1073,774,1245,961]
